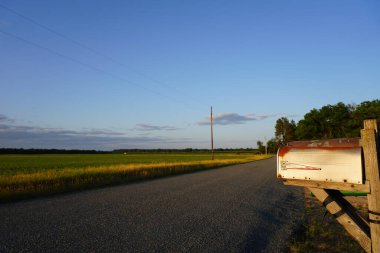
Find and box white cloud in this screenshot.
[198,112,278,126]
[0,114,15,123]
[134,123,180,131]
[0,114,162,149]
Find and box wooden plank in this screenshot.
[309,187,371,253]
[362,119,380,253]
[283,179,370,193]
[364,120,378,132]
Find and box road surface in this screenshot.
[0,157,303,252]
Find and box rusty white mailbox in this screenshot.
[277,138,363,184]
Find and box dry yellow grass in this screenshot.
[0,154,272,201]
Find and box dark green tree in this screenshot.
[295,109,321,140]
[294,100,380,140]
[266,138,277,154]
[296,102,353,140]
[349,100,380,136]
[256,140,265,154]
[275,117,296,146]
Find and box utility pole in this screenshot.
[211,106,214,160]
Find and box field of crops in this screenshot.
[0,152,272,201]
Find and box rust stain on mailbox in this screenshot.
[277,138,363,184]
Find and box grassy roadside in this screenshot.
[287,188,366,253]
[0,153,272,202]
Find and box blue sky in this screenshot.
[0,0,379,150]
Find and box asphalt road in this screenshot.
[0,157,304,253]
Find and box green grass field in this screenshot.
[0,152,272,202]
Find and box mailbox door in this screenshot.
[277,139,363,184]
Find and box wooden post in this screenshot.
[210,106,214,160]
[264,136,267,155]
[284,179,370,193]
[362,119,380,253]
[364,120,378,132]
[309,187,371,252]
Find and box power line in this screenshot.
[0,29,193,107]
[0,3,116,63]
[0,3,206,106]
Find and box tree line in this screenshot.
[258,100,380,154]
[0,148,109,154]
[1,148,261,155]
